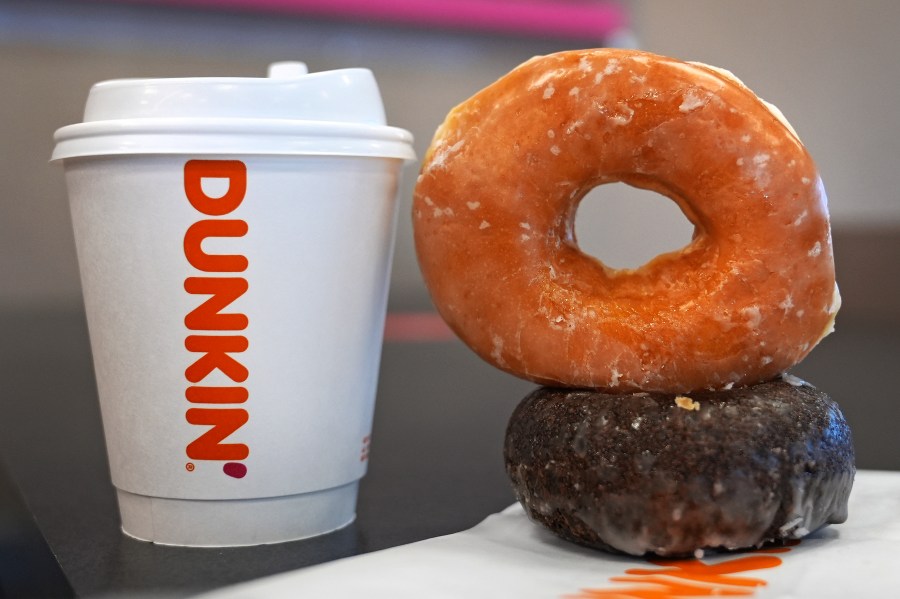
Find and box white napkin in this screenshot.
[202,470,900,598]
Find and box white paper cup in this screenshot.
[52,63,415,546]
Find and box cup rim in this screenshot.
[52,118,416,162]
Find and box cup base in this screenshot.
[116,482,358,547]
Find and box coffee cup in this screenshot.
[51,62,415,546]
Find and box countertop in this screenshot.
[1,307,898,597]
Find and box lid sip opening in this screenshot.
[267,62,310,78]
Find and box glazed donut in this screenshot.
[504,378,855,557]
[413,49,839,393]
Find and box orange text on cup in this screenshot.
[183,159,250,479]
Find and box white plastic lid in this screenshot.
[52,62,415,161]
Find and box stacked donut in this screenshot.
[413,49,854,557]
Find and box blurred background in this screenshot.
[0,0,898,434]
[2,0,899,458]
[3,0,900,461]
[3,0,899,316]
[1,2,898,594]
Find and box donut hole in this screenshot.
[575,182,696,270]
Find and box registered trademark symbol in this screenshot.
[186,462,195,472]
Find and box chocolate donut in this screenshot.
[504,377,854,557]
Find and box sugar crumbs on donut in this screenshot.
[413,49,837,393]
[674,396,700,411]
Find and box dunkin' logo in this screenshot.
[183,160,250,479]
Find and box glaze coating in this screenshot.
[413,49,838,393]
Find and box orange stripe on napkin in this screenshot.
[567,543,798,599]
